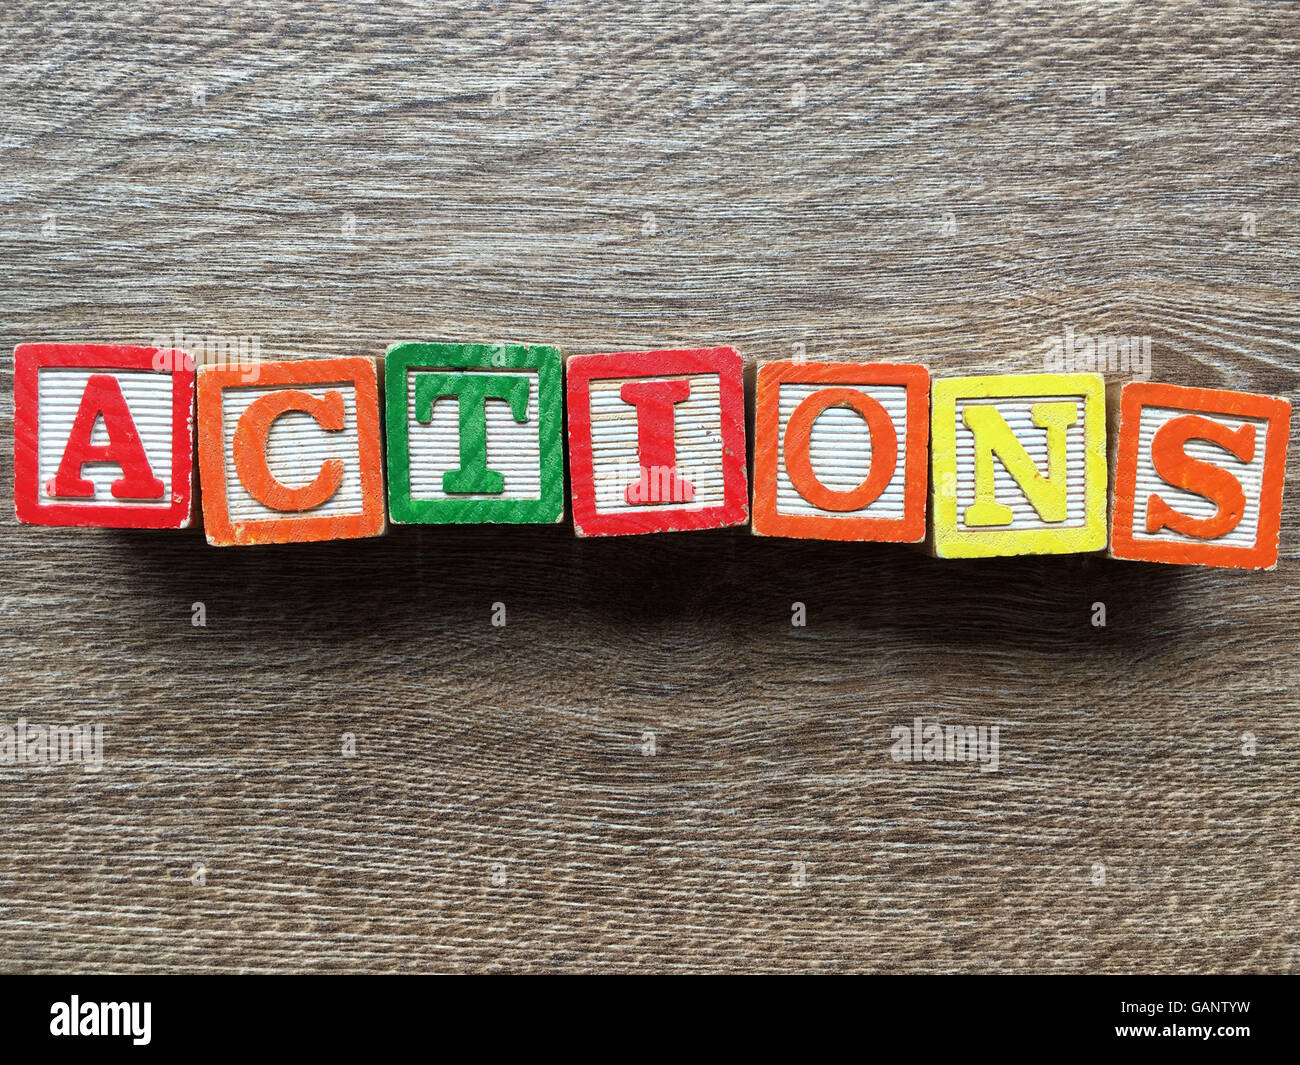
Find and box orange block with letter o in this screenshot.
[752,361,929,541]
[197,357,387,546]
[1109,381,1290,569]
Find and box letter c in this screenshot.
[232,389,346,511]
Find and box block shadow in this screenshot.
[110,521,1188,663]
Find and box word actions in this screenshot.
[13,342,1291,569]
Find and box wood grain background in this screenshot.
[2,0,1297,973]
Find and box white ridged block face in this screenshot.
[37,368,175,506]
[220,382,364,521]
[952,394,1089,530]
[589,373,726,513]
[775,383,908,519]
[1130,406,1268,549]
[406,369,541,500]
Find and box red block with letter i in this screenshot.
[565,347,749,535]
[13,342,196,528]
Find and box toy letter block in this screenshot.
[197,357,386,546]
[384,342,563,524]
[566,347,749,536]
[1109,382,1290,569]
[930,373,1108,557]
[13,342,195,528]
[752,361,929,541]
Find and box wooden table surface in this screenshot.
[2,1,1297,973]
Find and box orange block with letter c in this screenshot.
[197,357,387,546]
[752,361,929,541]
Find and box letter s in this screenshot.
[1146,414,1255,539]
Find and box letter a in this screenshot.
[49,375,164,500]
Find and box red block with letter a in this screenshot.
[13,342,196,528]
[565,347,749,536]
[1109,381,1291,569]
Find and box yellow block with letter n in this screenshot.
[929,373,1108,558]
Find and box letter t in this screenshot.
[414,373,531,494]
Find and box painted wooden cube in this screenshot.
[13,342,196,529]
[566,347,749,536]
[1108,381,1290,569]
[930,373,1108,558]
[384,342,564,524]
[751,361,929,541]
[197,357,386,546]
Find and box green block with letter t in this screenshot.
[385,342,564,524]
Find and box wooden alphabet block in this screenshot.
[1108,381,1290,569]
[197,357,386,546]
[929,373,1108,558]
[751,361,929,541]
[13,342,195,528]
[384,342,564,524]
[566,347,749,536]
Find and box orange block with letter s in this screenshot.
[197,357,387,546]
[1109,381,1290,569]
